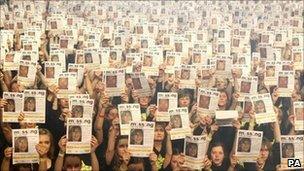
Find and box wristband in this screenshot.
[58,150,65,157]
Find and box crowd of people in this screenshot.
[0,0,303,171]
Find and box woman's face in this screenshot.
[139,96,150,107]
[25,99,35,111]
[59,98,69,108]
[260,146,269,160]
[211,146,224,166]
[71,128,81,141]
[107,108,118,121]
[178,96,191,107]
[154,125,165,141]
[216,78,227,90]
[122,112,132,124]
[218,92,228,107]
[17,138,28,152]
[39,134,51,155]
[133,131,143,144]
[117,138,128,157]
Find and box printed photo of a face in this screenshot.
[233,39,240,47]
[282,143,294,158]
[170,115,182,129]
[278,76,288,88]
[71,105,84,118]
[67,18,73,25]
[17,22,23,29]
[45,67,55,78]
[295,108,304,120]
[106,75,117,88]
[50,21,57,29]
[24,97,36,112]
[218,44,225,53]
[164,37,170,45]
[120,110,132,124]
[141,40,148,48]
[51,55,59,62]
[136,26,143,34]
[85,53,93,63]
[165,56,174,66]
[201,70,211,80]
[4,99,15,112]
[199,95,210,109]
[143,55,152,67]
[58,78,68,89]
[266,66,275,77]
[293,53,302,62]
[216,60,226,71]
[132,78,142,90]
[110,51,117,60]
[180,69,190,80]
[260,48,267,59]
[185,142,198,158]
[115,37,122,45]
[130,129,144,145]
[192,53,201,64]
[275,34,282,42]
[237,137,251,153]
[19,65,29,77]
[158,99,169,112]
[148,26,154,33]
[22,55,31,61]
[69,68,78,73]
[5,53,14,62]
[68,126,82,142]
[76,54,85,64]
[175,43,183,52]
[60,39,68,49]
[243,101,252,114]
[261,35,269,43]
[240,81,251,93]
[254,100,266,114]
[104,27,109,34]
[292,38,299,46]
[218,30,225,38]
[23,44,32,51]
[14,136,28,153]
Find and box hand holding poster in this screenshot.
[235,130,263,162]
[66,118,92,154]
[128,121,155,157]
[12,128,39,164]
